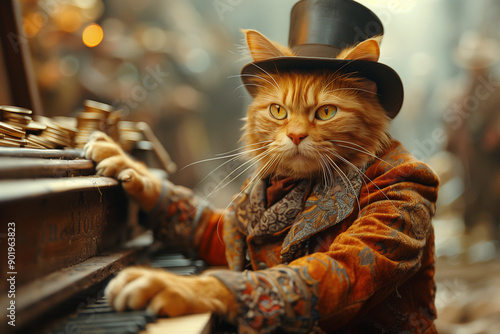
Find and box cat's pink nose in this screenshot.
[288,133,308,145]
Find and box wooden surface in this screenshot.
[0,233,154,334]
[0,157,95,179]
[0,147,83,159]
[0,0,44,114]
[0,175,130,290]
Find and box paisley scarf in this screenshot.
[229,167,365,260]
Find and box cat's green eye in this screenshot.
[269,104,287,120]
[315,105,338,121]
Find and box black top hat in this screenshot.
[241,0,404,119]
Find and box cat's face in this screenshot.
[241,30,391,181]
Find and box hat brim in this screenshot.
[241,57,404,119]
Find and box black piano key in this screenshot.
[72,319,146,330]
[75,326,139,334]
[149,258,194,268]
[78,306,116,314]
[51,252,208,334]
[149,257,207,274]
[151,253,186,260]
[92,299,109,305]
[74,311,156,323]
[53,319,146,334]
[52,322,140,334]
[150,262,198,272]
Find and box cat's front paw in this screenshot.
[105,267,234,317]
[84,131,135,180]
[84,131,122,163]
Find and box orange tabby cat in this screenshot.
[85,29,439,333]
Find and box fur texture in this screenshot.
[84,30,393,324]
[241,30,390,181]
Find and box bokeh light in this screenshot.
[23,12,44,37]
[53,7,83,33]
[82,23,104,48]
[59,56,80,77]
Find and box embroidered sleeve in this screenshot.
[141,179,227,265]
[210,266,322,334]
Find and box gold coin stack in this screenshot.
[0,106,41,148]
[1,101,124,150]
[0,105,80,149]
[74,100,115,149]
[31,116,77,149]
[118,121,144,152]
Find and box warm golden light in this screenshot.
[23,12,44,37]
[54,8,83,33]
[82,23,103,48]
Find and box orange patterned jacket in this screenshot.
[145,139,440,333]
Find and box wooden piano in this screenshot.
[0,1,224,332]
[0,147,216,334]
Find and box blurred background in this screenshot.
[13,0,500,332]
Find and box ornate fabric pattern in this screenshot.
[231,168,364,263]
[281,169,364,262]
[223,208,246,271]
[147,139,440,333]
[235,178,309,237]
[141,181,212,252]
[211,265,320,333]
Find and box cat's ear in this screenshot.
[242,29,289,62]
[339,37,381,62]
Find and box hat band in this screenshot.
[292,44,342,58]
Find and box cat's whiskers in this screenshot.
[322,147,371,198]
[330,151,397,210]
[182,143,271,170]
[253,152,281,184]
[329,139,400,171]
[314,155,326,189]
[234,83,273,93]
[273,150,286,177]
[325,87,378,96]
[323,146,398,210]
[215,140,273,157]
[316,152,333,189]
[207,147,277,198]
[322,73,354,93]
[190,144,273,192]
[317,155,333,190]
[215,152,281,243]
[194,147,273,206]
[330,59,360,81]
[323,153,362,214]
[231,74,280,93]
[248,63,281,92]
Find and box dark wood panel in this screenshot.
[0,157,94,179]
[0,234,153,334]
[0,176,130,291]
[0,0,43,114]
[0,147,83,159]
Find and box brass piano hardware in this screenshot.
[137,121,177,175]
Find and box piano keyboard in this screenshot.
[49,251,211,334]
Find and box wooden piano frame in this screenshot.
[0,0,43,114]
[0,3,210,333]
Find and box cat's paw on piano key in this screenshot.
[105,267,235,318]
